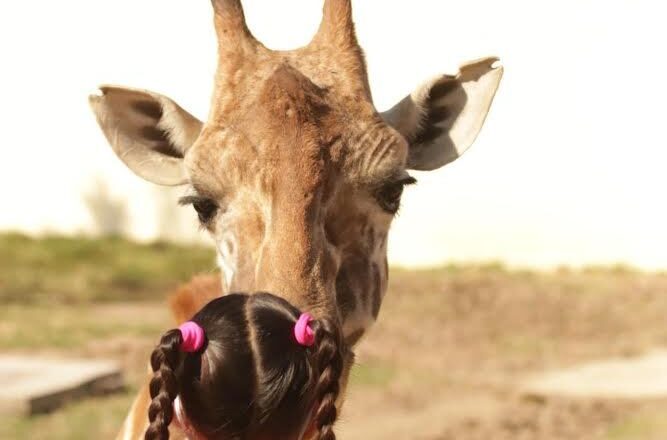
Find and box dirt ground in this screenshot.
[3,236,667,439]
[337,267,667,440]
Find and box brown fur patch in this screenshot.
[168,274,223,324]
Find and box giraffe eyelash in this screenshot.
[397,176,417,186]
[178,195,210,206]
[375,175,417,214]
[179,196,219,225]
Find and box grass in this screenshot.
[0,304,167,350]
[0,232,216,304]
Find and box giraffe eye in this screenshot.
[375,176,417,214]
[193,199,218,223]
[179,196,219,224]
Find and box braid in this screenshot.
[145,329,183,440]
[310,318,344,440]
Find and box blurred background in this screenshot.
[1,1,666,439]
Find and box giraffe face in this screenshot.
[182,64,411,341]
[89,0,503,344]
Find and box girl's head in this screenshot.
[145,292,344,440]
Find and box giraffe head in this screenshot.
[89,0,502,344]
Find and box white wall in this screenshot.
[1,1,665,269]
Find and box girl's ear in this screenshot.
[173,397,200,440]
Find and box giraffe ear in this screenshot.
[88,86,204,186]
[382,57,503,171]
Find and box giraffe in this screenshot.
[89,1,502,437]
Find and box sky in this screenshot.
[0,1,665,269]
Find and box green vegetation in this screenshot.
[0,233,216,304]
[0,304,168,350]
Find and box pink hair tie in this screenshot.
[179,321,206,352]
[294,313,315,347]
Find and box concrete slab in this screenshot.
[0,355,124,416]
[521,350,667,399]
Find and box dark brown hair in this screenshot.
[145,292,344,440]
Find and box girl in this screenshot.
[145,292,344,440]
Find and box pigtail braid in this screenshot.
[145,329,183,440]
[310,318,344,440]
